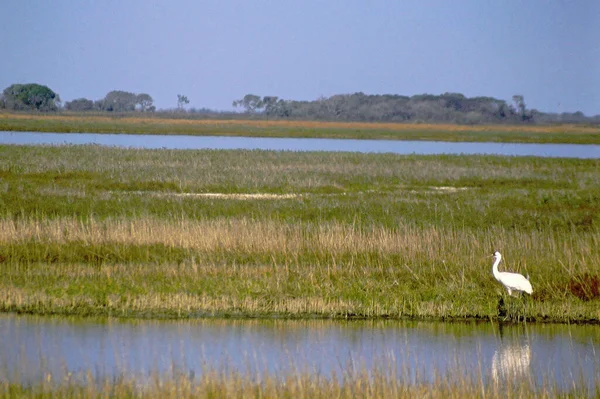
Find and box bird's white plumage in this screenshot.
[492,252,532,296]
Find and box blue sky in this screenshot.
[1,1,598,115]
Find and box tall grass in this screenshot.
[1,360,596,398]
[0,218,598,320]
[0,144,598,321]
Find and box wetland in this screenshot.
[0,127,599,397]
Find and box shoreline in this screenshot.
[1,112,599,144]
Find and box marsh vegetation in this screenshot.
[3,366,596,399]
[2,113,600,144]
[0,144,598,322]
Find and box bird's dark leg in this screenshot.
[519,292,528,323]
[497,295,507,320]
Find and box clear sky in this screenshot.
[1,1,598,115]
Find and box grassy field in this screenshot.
[1,112,600,143]
[0,144,599,323]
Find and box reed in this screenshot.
[0,362,595,399]
[0,226,597,320]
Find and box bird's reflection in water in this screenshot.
[491,324,532,383]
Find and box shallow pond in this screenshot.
[1,313,598,391]
[1,131,599,158]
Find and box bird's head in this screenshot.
[493,251,502,259]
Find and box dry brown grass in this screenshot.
[2,112,598,134]
[1,217,594,258]
[1,217,598,268]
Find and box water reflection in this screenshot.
[491,343,531,381]
[0,314,598,391]
[1,131,599,158]
[491,325,532,383]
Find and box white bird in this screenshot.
[492,252,532,296]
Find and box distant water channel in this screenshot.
[1,131,599,158]
[1,313,598,391]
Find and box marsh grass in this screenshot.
[1,112,600,143]
[0,218,598,321]
[1,145,598,230]
[0,145,599,322]
[0,360,595,399]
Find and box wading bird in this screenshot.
[492,252,532,296]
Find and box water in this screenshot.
[1,313,598,390]
[1,131,599,158]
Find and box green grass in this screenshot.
[0,144,599,322]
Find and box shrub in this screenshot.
[569,273,600,301]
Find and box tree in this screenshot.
[2,83,60,111]
[177,94,190,111]
[262,96,279,116]
[512,94,533,122]
[136,93,154,112]
[65,98,94,111]
[99,90,138,112]
[512,95,525,115]
[232,94,263,113]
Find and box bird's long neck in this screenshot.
[492,257,502,281]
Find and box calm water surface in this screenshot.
[1,131,599,158]
[1,313,598,390]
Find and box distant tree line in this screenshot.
[232,92,598,124]
[1,82,597,124]
[0,84,155,113]
[65,90,155,112]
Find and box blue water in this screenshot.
[1,314,598,391]
[1,131,599,158]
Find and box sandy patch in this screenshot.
[429,186,470,193]
[123,191,300,200]
[406,186,470,194]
